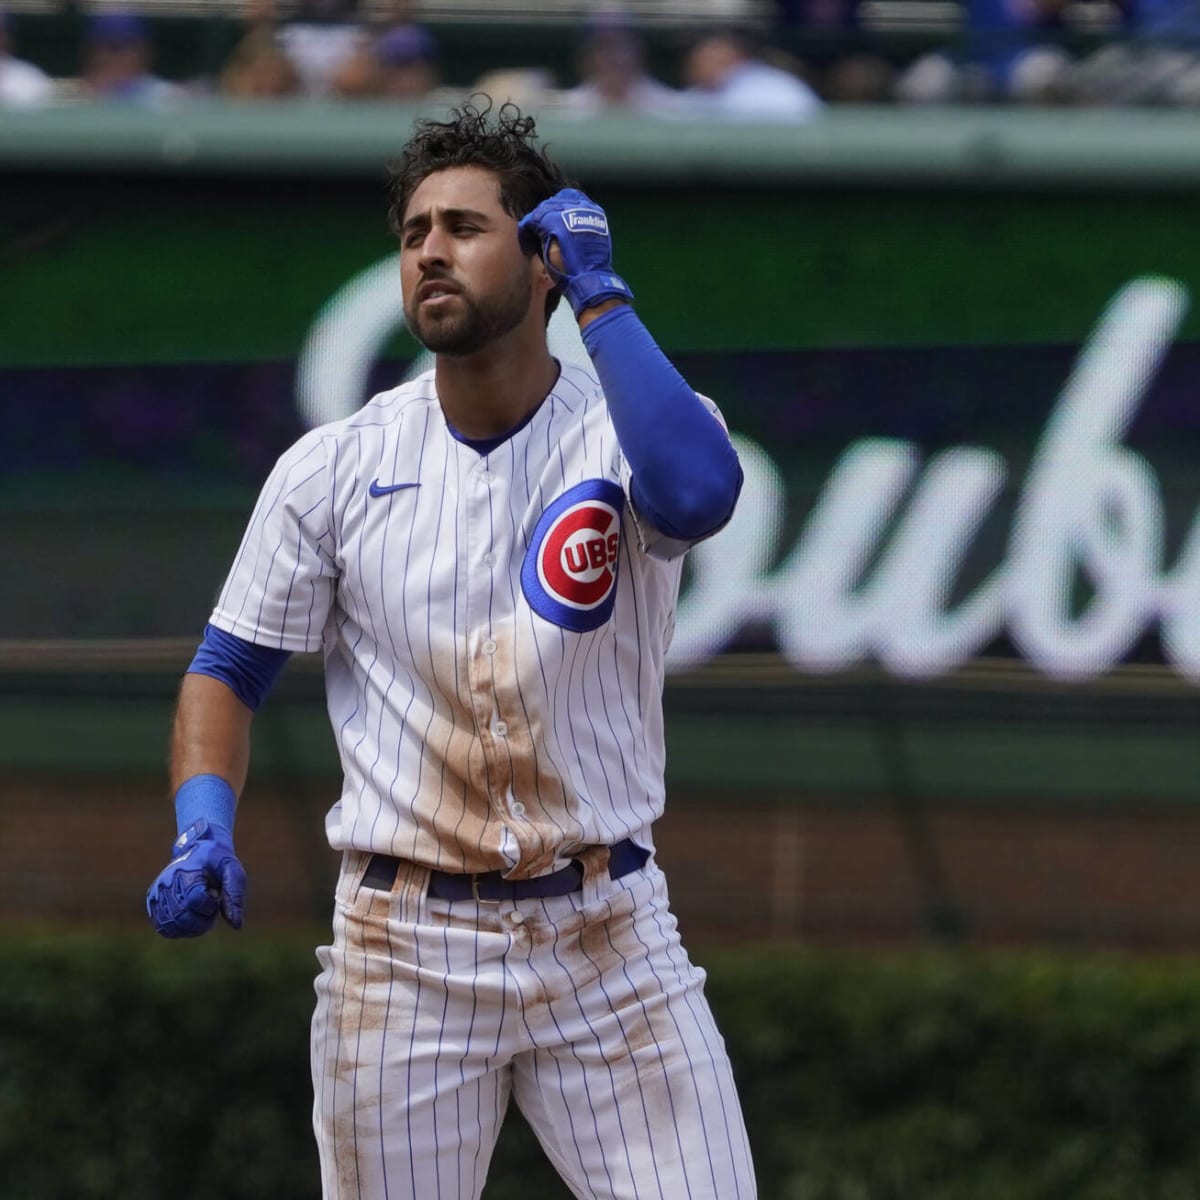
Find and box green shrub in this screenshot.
[4,932,1200,1199]
[707,950,1200,1199]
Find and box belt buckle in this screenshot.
[470,874,501,904]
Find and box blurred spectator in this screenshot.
[278,0,367,97]
[374,23,440,98]
[823,53,899,101]
[79,12,181,104]
[774,0,898,101]
[0,7,54,105]
[219,27,301,99]
[558,11,683,115]
[894,0,1076,103]
[1066,0,1199,104]
[328,22,441,99]
[472,67,557,108]
[680,26,823,118]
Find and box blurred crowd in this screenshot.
[0,0,825,115]
[2,0,1199,111]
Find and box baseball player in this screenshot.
[146,98,756,1199]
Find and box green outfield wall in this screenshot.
[5,105,1200,367]
[4,104,1200,802]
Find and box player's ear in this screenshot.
[530,249,556,297]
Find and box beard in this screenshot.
[406,271,533,357]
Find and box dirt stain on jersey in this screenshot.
[486,633,583,877]
[410,624,582,877]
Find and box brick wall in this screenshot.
[7,774,1200,951]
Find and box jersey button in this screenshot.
[483,639,497,654]
[510,800,525,816]
[507,910,525,927]
[483,552,496,567]
[495,721,508,737]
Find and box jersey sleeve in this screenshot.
[617,392,738,562]
[209,429,338,653]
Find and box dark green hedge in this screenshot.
[4,931,1200,1199]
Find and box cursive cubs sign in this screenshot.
[300,264,1199,681]
[669,277,1198,681]
[521,480,625,632]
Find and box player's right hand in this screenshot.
[146,818,246,938]
[517,187,634,318]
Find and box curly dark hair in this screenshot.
[386,96,573,241]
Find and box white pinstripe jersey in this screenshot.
[210,362,730,878]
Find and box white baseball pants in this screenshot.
[311,850,758,1200]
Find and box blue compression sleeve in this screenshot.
[187,623,292,712]
[581,305,742,540]
[174,774,237,837]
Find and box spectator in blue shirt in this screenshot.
[680,25,823,119]
[79,12,181,103]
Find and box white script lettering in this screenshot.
[298,264,1192,682]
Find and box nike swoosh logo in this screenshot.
[369,479,421,497]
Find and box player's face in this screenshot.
[400,166,543,357]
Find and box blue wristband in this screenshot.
[174,774,237,838]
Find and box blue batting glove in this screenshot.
[146,818,246,938]
[518,187,634,318]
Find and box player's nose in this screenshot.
[418,225,452,266]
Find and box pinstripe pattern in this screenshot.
[216,362,754,1197]
[312,856,756,1199]
[211,364,695,878]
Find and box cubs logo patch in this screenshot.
[521,479,625,632]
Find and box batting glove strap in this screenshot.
[518,187,635,319]
[146,819,247,939]
[560,271,634,317]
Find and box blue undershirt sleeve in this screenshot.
[187,623,293,712]
[580,304,743,541]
